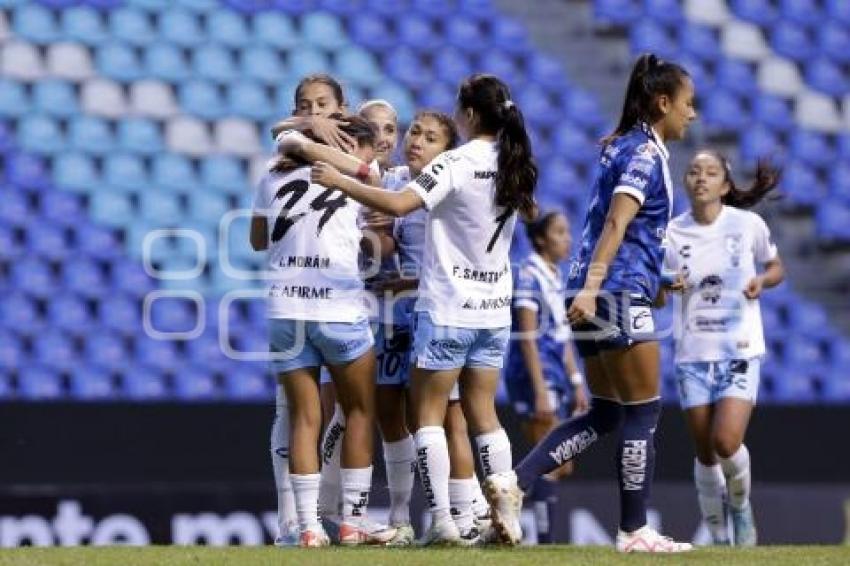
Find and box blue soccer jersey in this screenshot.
[567,122,673,302]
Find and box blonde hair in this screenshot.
[357,99,398,121]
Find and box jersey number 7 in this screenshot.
[486,209,512,253]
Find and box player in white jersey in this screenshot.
[663,150,784,546]
[251,115,397,547]
[312,74,538,545]
[265,73,351,546]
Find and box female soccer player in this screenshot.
[664,151,783,546]
[311,74,537,545]
[504,209,588,543]
[252,115,396,547]
[484,54,696,552]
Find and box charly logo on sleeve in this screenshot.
[725,234,742,267]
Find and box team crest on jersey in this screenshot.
[635,143,657,157]
[725,234,742,267]
[699,275,724,304]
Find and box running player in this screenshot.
[504,209,589,543]
[483,54,696,552]
[311,73,538,545]
[663,150,783,546]
[251,115,396,547]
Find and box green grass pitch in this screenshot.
[1,546,849,566]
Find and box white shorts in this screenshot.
[675,358,761,410]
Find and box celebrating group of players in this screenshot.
[249,52,784,553]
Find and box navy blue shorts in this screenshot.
[567,291,660,359]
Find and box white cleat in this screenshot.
[386,523,416,546]
[338,518,397,546]
[418,518,461,546]
[730,502,757,547]
[274,521,299,547]
[616,525,693,553]
[482,471,523,545]
[298,524,331,548]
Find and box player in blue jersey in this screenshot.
[504,209,588,544]
[485,54,697,552]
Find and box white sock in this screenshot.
[271,387,296,536]
[341,466,372,525]
[720,444,751,510]
[475,428,512,476]
[694,460,728,542]
[449,478,475,533]
[383,436,415,526]
[414,426,452,523]
[291,473,321,531]
[318,403,345,519]
[469,475,489,517]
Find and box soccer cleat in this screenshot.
[338,518,398,546]
[482,471,523,545]
[386,523,416,546]
[615,525,693,553]
[473,503,493,532]
[274,521,299,547]
[417,518,461,546]
[458,526,483,547]
[298,525,330,548]
[730,502,757,546]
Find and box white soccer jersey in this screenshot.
[407,139,517,328]
[664,206,778,362]
[253,166,367,322]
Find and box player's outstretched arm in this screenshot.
[311,162,423,217]
[277,131,381,186]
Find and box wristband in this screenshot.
[356,162,370,182]
[569,372,584,387]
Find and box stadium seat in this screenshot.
[7,152,51,190]
[396,15,434,49]
[0,79,30,118]
[226,82,274,121]
[828,163,850,202]
[739,126,781,163]
[201,156,246,195]
[445,16,483,52]
[117,118,164,155]
[11,256,54,299]
[561,89,605,132]
[61,6,109,46]
[302,11,349,50]
[771,21,815,62]
[33,329,79,371]
[0,189,30,227]
[90,192,134,227]
[19,115,65,154]
[148,295,200,334]
[715,59,757,98]
[68,116,114,155]
[173,366,219,401]
[385,47,433,90]
[193,44,238,84]
[288,45,332,78]
[222,364,272,400]
[433,46,473,85]
[83,331,129,371]
[0,329,23,371]
[490,18,531,55]
[805,58,849,97]
[139,189,183,224]
[121,365,169,400]
[645,0,685,24]
[69,365,117,400]
[46,43,95,82]
[818,22,850,64]
[239,46,287,86]
[62,258,107,300]
[629,20,678,60]
[721,20,770,61]
[790,129,835,169]
[144,44,190,83]
[53,153,99,192]
[214,118,262,156]
[129,80,179,118]
[153,153,198,192]
[104,153,148,193]
[552,124,599,164]
[12,4,60,44]
[815,199,850,243]
[17,366,63,400]
[594,0,643,26]
[684,0,730,25]
[517,84,557,127]
[701,90,747,132]
[166,116,214,155]
[158,9,205,47]
[477,51,524,90]
[679,22,721,61]
[757,56,805,97]
[109,258,155,298]
[334,46,385,89]
[780,0,823,27]
[109,7,157,46]
[753,95,794,132]
[1,41,46,81]
[826,0,850,24]
[96,43,144,83]
[349,13,395,51]
[25,223,71,262]
[0,292,41,335]
[187,191,229,224]
[39,190,85,228]
[206,10,250,48]
[251,11,300,50]
[0,224,22,262]
[80,79,128,119]
[96,293,140,336]
[178,80,227,120]
[781,161,823,207]
[527,54,569,91]
[730,0,778,26]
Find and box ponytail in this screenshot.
[603,53,690,146]
[458,74,538,221]
[723,157,782,209]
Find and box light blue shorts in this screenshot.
[412,312,510,371]
[675,358,761,410]
[269,318,374,374]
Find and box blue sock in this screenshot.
[515,397,623,492]
[532,477,557,544]
[618,398,662,533]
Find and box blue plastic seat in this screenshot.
[780,0,823,26]
[18,366,63,400]
[0,79,30,118]
[446,16,483,52]
[139,190,183,224]
[193,44,238,84]
[702,90,747,132]
[783,333,827,366]
[819,22,850,64]
[84,0,124,8]
[770,364,820,403]
[68,116,115,155]
[179,80,227,120]
[753,95,794,132]
[679,22,720,61]
[62,6,109,45]
[526,53,568,91]
[148,295,199,334]
[96,43,143,83]
[7,152,50,190]
[805,58,849,97]
[186,332,230,369]
[561,89,604,132]
[26,223,71,262]
[33,329,79,370]
[786,301,831,333]
[200,156,245,194]
[334,46,384,88]
[19,115,64,154]
[144,43,190,82]
[0,329,23,371]
[0,292,41,335]
[110,258,156,297]
[644,0,684,24]
[412,0,451,17]
[828,163,850,201]
[0,224,22,262]
[821,371,850,402]
[90,192,134,227]
[69,366,116,400]
[629,20,678,60]
[13,4,60,44]
[33,80,79,118]
[396,15,433,49]
[552,123,598,164]
[74,223,122,260]
[302,11,349,50]
[206,10,250,48]
[477,51,524,89]
[109,7,156,46]
[97,293,140,335]
[739,126,781,163]
[433,46,472,84]
[715,59,757,98]
[187,191,229,223]
[173,367,219,401]
[816,199,850,242]
[826,0,850,24]
[63,257,107,299]
[121,365,169,400]
[490,18,531,55]
[252,11,300,50]
[239,46,286,86]
[84,331,129,371]
[287,46,332,78]
[11,257,53,297]
[133,338,181,371]
[594,0,643,26]
[350,13,394,50]
[38,190,84,228]
[771,21,815,61]
[103,153,148,193]
[227,82,274,121]
[227,0,275,13]
[159,9,205,47]
[385,47,432,90]
[790,129,834,168]
[540,157,581,195]
[517,84,556,127]
[0,190,30,226]
[117,118,163,155]
[781,161,823,207]
[153,154,198,192]
[730,0,778,26]
[222,364,271,400]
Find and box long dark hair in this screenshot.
[457,74,537,220]
[293,73,345,109]
[413,109,460,150]
[692,150,782,209]
[603,53,690,146]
